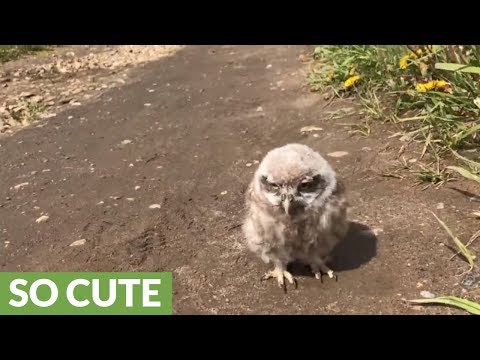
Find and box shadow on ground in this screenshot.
[288,221,378,277]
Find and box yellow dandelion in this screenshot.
[400,49,424,69]
[344,75,360,88]
[416,80,449,93]
[434,80,447,88]
[399,55,410,69]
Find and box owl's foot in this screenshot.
[261,267,297,293]
[311,264,338,283]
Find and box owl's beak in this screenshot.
[281,194,294,215]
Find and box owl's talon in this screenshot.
[261,268,296,292]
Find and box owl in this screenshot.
[242,143,349,292]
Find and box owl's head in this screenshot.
[253,143,337,216]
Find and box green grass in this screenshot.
[406,211,479,315]
[0,45,52,63]
[308,45,480,185]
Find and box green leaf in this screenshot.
[447,165,480,184]
[408,296,480,315]
[435,62,480,74]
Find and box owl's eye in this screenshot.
[298,182,314,192]
[261,176,280,191]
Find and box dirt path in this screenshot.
[1,45,479,314]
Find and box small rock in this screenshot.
[408,158,417,163]
[121,139,132,145]
[68,116,73,120]
[362,147,372,151]
[220,191,228,195]
[144,103,152,107]
[13,182,29,190]
[126,198,135,202]
[149,204,161,209]
[30,95,44,103]
[42,169,51,172]
[327,151,349,158]
[436,203,445,210]
[420,290,435,299]
[148,89,155,93]
[19,92,34,98]
[256,106,263,112]
[35,215,49,223]
[110,196,122,200]
[70,101,82,106]
[301,126,323,133]
[253,160,259,164]
[135,186,140,191]
[97,201,104,205]
[313,134,319,138]
[266,64,272,69]
[245,163,252,167]
[416,282,424,288]
[70,239,86,247]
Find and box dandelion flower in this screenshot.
[400,50,422,70]
[344,75,360,88]
[399,55,410,69]
[416,80,449,93]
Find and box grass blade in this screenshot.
[408,296,480,315]
[435,62,480,74]
[429,210,476,270]
[451,150,480,172]
[447,165,480,184]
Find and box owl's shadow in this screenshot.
[288,221,378,277]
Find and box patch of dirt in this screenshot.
[0,45,183,134]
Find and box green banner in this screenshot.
[0,272,172,315]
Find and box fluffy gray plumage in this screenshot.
[242,143,349,290]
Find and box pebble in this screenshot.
[35,215,49,223]
[436,203,444,210]
[149,204,161,209]
[246,163,252,167]
[121,139,132,145]
[13,182,29,190]
[220,191,228,195]
[70,239,86,247]
[327,151,349,158]
[420,290,436,299]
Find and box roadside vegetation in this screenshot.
[309,45,480,314]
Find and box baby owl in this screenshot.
[242,143,349,291]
